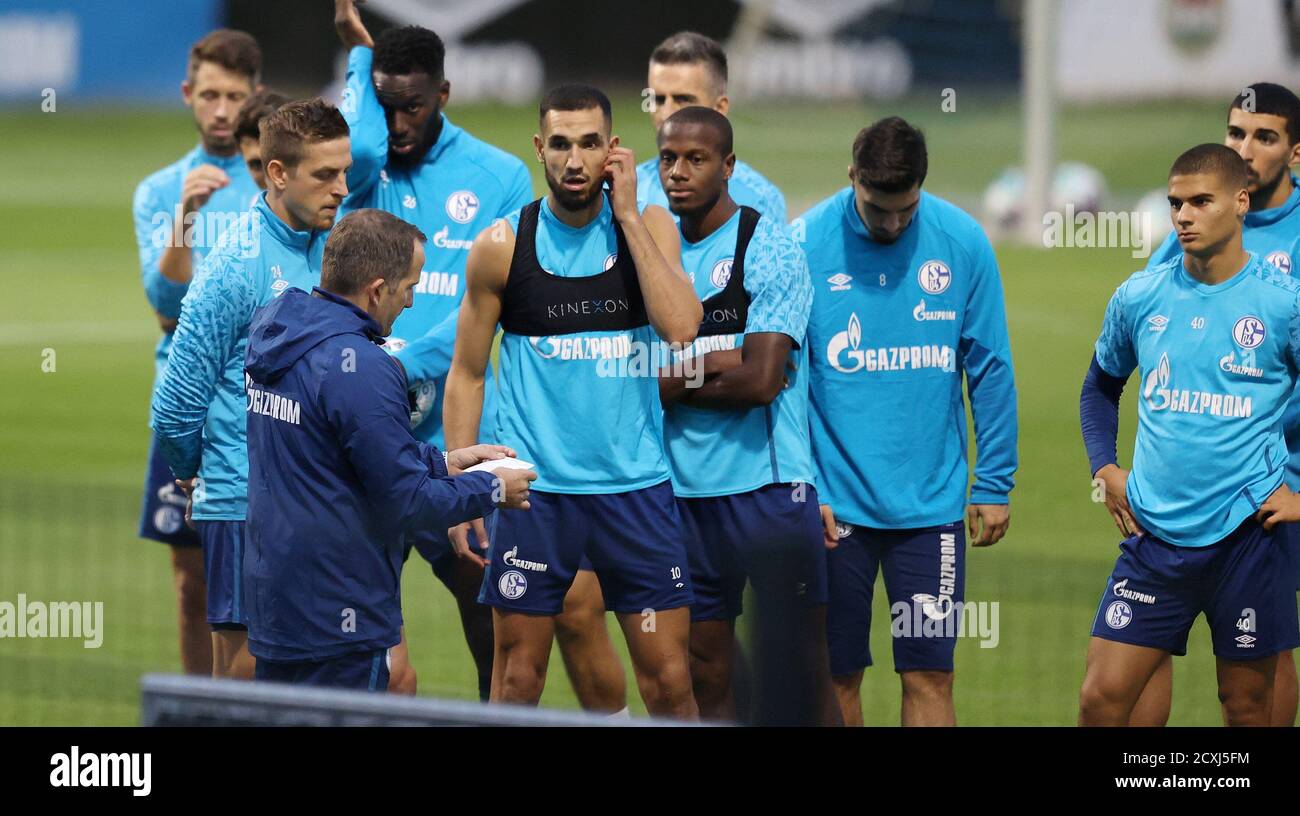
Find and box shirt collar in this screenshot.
[421,114,462,167]
[311,287,385,342]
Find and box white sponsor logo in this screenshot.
[1267,250,1292,275]
[498,570,528,599]
[1235,634,1257,647]
[246,386,302,426]
[1112,579,1155,605]
[828,272,852,291]
[402,195,418,209]
[673,333,738,362]
[1219,351,1263,378]
[503,546,549,572]
[1105,600,1133,629]
[446,190,479,223]
[271,279,290,293]
[1147,314,1168,333]
[432,225,474,250]
[912,298,956,321]
[826,312,954,373]
[891,599,1000,648]
[49,746,151,797]
[1232,315,1265,349]
[917,259,951,294]
[911,593,953,621]
[1142,353,1253,418]
[710,258,734,289]
[530,333,634,361]
[414,270,459,297]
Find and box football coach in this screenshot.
[243,208,535,691]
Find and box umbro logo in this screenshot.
[1147,315,1168,333]
[828,273,852,291]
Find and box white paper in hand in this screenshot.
[463,456,536,474]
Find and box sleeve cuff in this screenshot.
[968,489,1010,506]
[1088,455,1118,479]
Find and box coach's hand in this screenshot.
[334,0,374,49]
[449,518,491,567]
[603,146,640,223]
[446,443,517,473]
[967,503,1009,547]
[1256,484,1300,530]
[181,165,229,217]
[1094,463,1143,538]
[820,504,839,550]
[494,467,537,510]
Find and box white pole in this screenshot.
[1021,0,1056,246]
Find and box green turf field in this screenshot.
[0,94,1261,725]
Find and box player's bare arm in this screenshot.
[657,347,741,404]
[443,218,513,564]
[673,332,792,410]
[333,0,374,49]
[603,146,701,343]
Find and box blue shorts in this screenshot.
[1090,521,1300,659]
[1285,522,1300,592]
[256,649,390,692]
[826,519,966,675]
[479,481,693,615]
[137,439,200,548]
[196,519,248,630]
[678,483,828,623]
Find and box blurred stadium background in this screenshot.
[3,0,1299,725]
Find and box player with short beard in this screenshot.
[444,85,703,717]
[131,29,263,678]
[800,117,1017,726]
